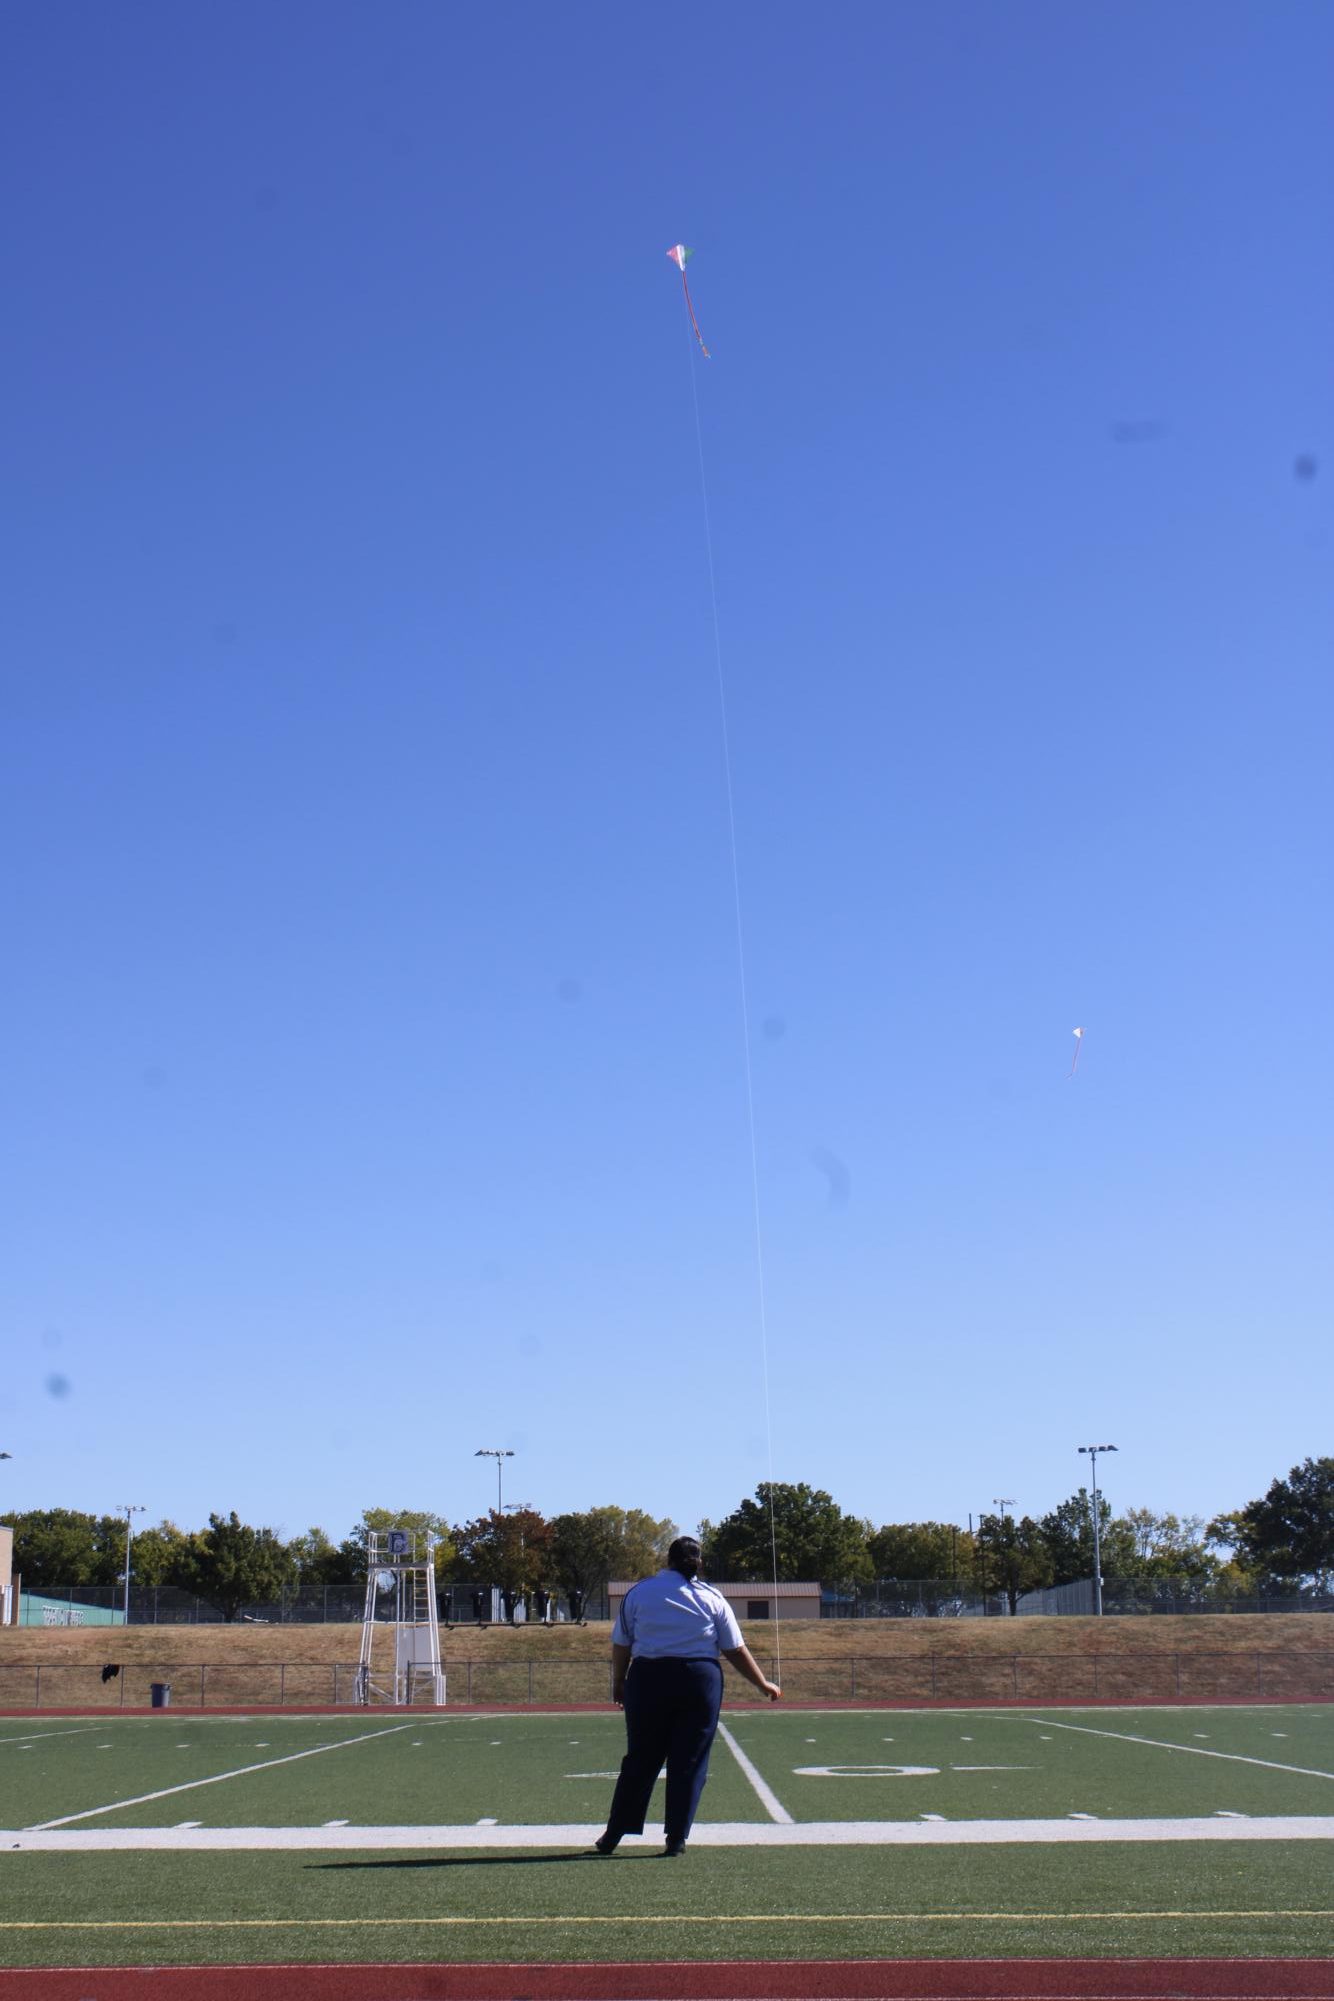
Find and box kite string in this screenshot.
[682,315,782,1685]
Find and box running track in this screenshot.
[2,1963,1332,1999]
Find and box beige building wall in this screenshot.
[608,1579,820,1625]
[0,1526,13,1626]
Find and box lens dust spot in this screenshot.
[45,1373,72,1399]
[810,1145,851,1210]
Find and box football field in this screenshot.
[2,1701,1332,1974]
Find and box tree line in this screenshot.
[5,1456,1329,1621]
[697,1458,1332,1612]
[4,1504,676,1621]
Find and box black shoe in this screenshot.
[663,1838,686,1857]
[592,1832,620,1856]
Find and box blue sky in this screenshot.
[3,3,1330,1552]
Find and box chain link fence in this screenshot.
[1016,1577,1334,1617]
[13,1577,1332,1627]
[2,1647,1332,1710]
[831,1578,1334,1618]
[13,1584,612,1627]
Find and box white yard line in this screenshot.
[1022,1716,1334,1782]
[715,1721,793,1824]
[0,1727,102,1748]
[4,1814,1334,1851]
[27,1723,416,1830]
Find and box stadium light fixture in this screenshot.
[1077,1444,1118,1615]
[475,1448,514,1513]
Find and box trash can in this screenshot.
[150,1682,171,1709]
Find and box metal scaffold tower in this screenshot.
[356,1529,446,1707]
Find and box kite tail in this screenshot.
[682,272,710,358]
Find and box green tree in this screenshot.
[1117,1508,1213,1580]
[135,1522,197,1588]
[701,1483,872,1583]
[1037,1488,1133,1585]
[8,1509,101,1588]
[186,1512,296,1622]
[550,1506,677,1600]
[288,1526,361,1589]
[868,1521,973,1582]
[1229,1457,1334,1589]
[1198,1515,1266,1597]
[450,1509,554,1594]
[89,1516,194,1590]
[973,1513,1053,1613]
[339,1509,457,1580]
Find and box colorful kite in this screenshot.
[1069,1027,1085,1077]
[667,244,710,358]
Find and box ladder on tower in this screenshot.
[355,1529,447,1707]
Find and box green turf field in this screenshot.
[2,1704,1331,1966]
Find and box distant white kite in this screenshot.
[1069,1027,1085,1078]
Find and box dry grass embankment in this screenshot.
[1,1611,1331,1709]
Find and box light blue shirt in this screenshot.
[612,1570,744,1659]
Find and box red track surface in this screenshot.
[0,1696,1310,1719]
[3,1964,1332,2000]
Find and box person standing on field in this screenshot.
[592,1535,780,1858]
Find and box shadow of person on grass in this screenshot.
[309,1852,661,1871]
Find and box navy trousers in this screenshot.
[604,1656,723,1844]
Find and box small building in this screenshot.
[608,1579,819,1625]
[0,1526,11,1626]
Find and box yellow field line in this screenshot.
[2,1910,1331,1930]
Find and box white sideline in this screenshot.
[1020,1716,1334,1782]
[0,1727,102,1748]
[716,1721,794,1824]
[4,1815,1334,1851]
[27,1724,416,1829]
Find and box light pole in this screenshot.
[475,1449,514,1514]
[1078,1445,1117,1615]
[0,1458,11,1627]
[992,1500,1017,1615]
[117,1505,145,1625]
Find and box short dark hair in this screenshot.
[667,1536,702,1577]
